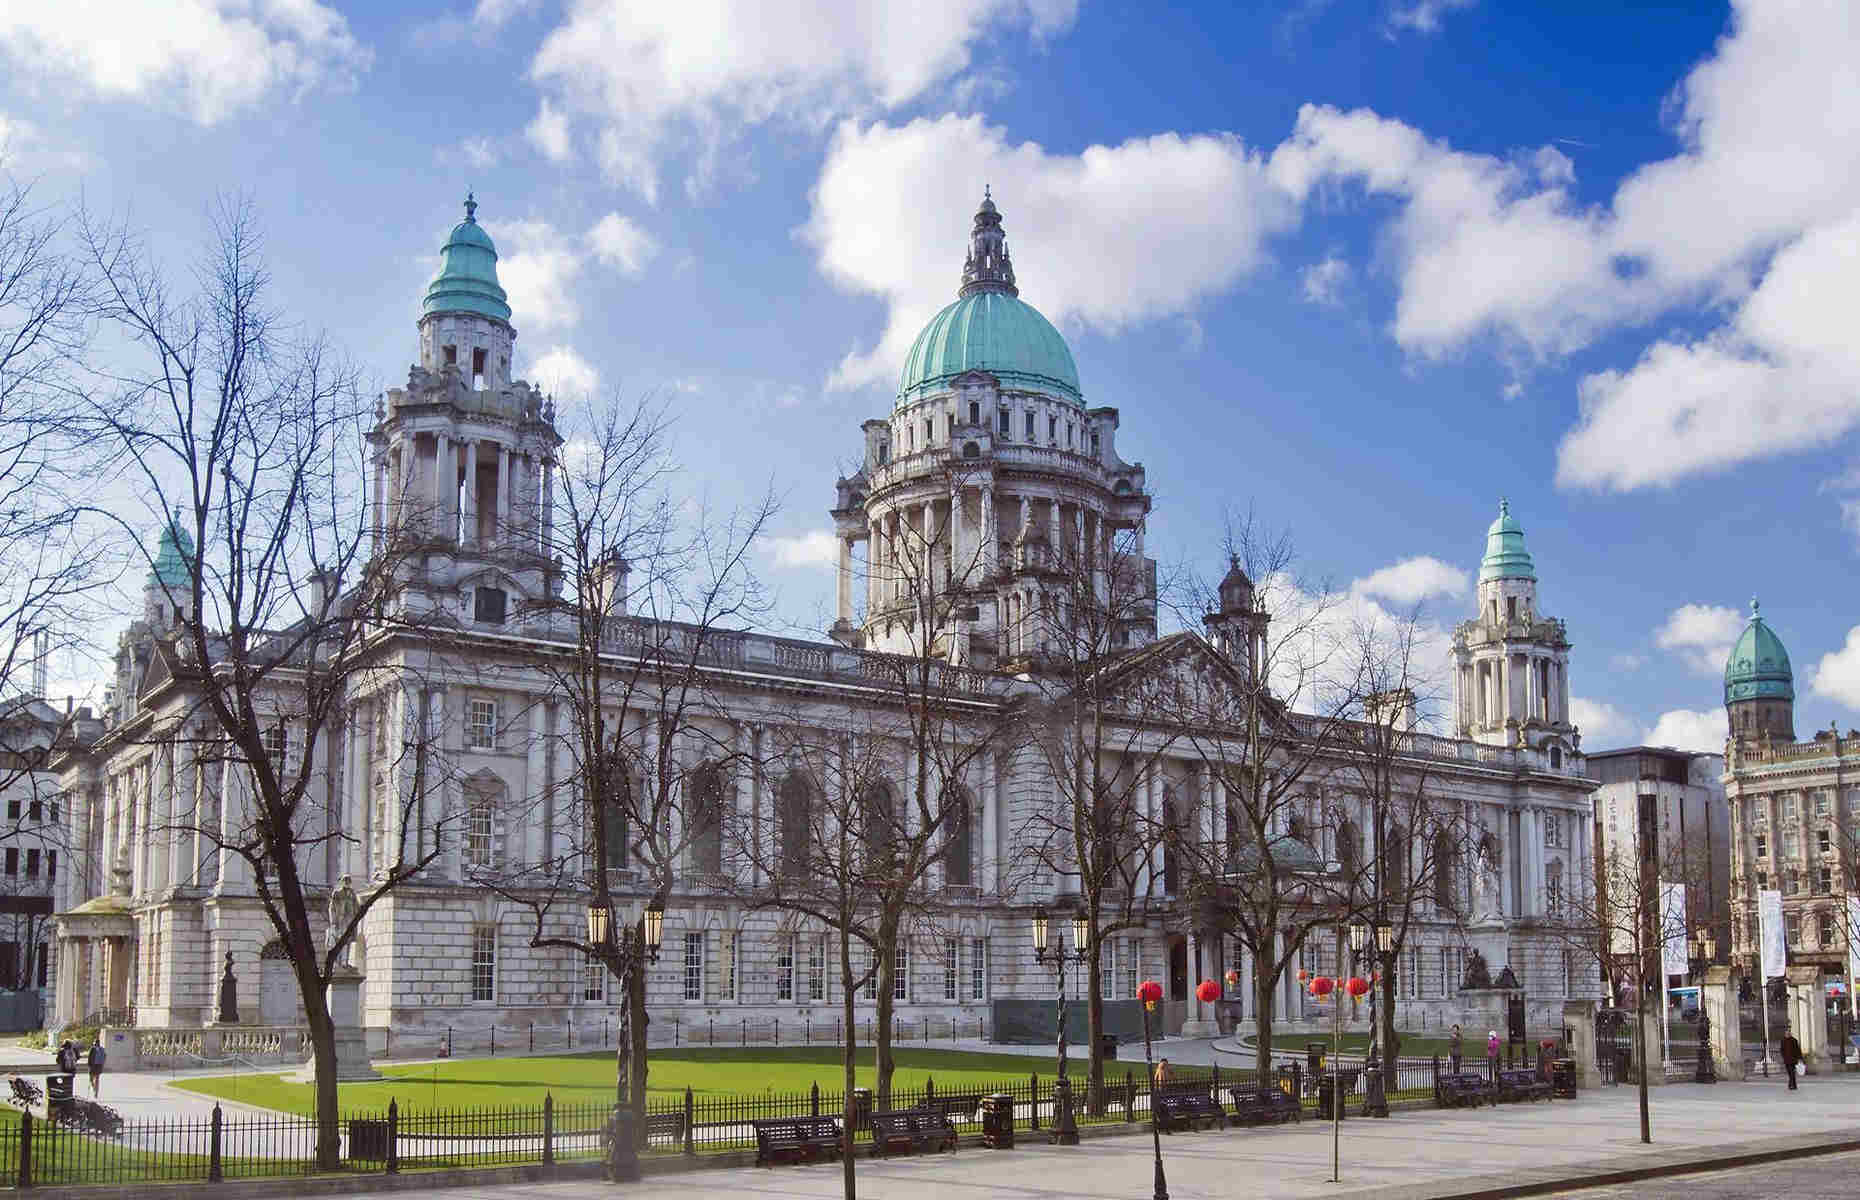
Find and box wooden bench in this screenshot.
[1154,1084,1228,1132]
[869,1107,958,1157]
[1436,1072,1496,1108]
[751,1116,844,1167]
[1228,1087,1302,1126]
[643,1111,688,1146]
[926,1092,985,1124]
[1495,1069,1552,1103]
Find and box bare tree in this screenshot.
[476,395,775,1142]
[77,200,450,1168]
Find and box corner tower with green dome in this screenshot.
[1451,500,1578,764]
[1724,598,1795,742]
[831,191,1154,665]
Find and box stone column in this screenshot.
[496,445,511,545]
[541,459,555,553]
[371,453,387,551]
[980,485,995,578]
[948,484,964,586]
[836,536,854,625]
[733,724,755,885]
[1563,999,1600,1088]
[1786,965,1829,1072]
[461,441,479,546]
[1703,965,1744,1080]
[434,433,451,537]
[524,699,549,868]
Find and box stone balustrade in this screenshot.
[103,1025,308,1072]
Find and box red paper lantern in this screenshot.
[1309,975,1335,997]
[1137,979,1164,1008]
[1195,979,1220,1003]
[1344,976,1370,997]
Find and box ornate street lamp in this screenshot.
[1363,914,1394,1117]
[594,895,665,1181]
[1137,978,1168,1200]
[1032,903,1091,1145]
[1692,928,1717,1084]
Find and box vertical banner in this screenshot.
[1659,881,1689,976]
[1847,894,1860,988]
[1758,889,1786,980]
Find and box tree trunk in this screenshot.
[1254,951,1276,1081]
[873,913,898,1106]
[1380,951,1398,1093]
[629,947,649,1143]
[1086,931,1105,1114]
[840,924,857,1200]
[302,981,339,1170]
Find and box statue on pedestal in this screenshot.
[1473,837,1504,925]
[326,875,360,970]
[1461,948,1493,991]
[216,952,239,1024]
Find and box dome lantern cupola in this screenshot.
[422,192,510,323]
[1478,498,1535,583]
[1724,596,1795,742]
[959,186,1017,298]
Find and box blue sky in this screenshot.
[4,0,1858,752]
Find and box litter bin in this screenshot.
[348,1118,390,1161]
[1316,1073,1346,1121]
[1099,1034,1118,1061]
[1551,1058,1577,1099]
[850,1087,873,1134]
[981,1092,1016,1149]
[45,1073,73,1121]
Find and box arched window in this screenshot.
[861,783,898,868]
[1433,831,1456,912]
[1382,825,1407,898]
[944,788,974,886]
[778,773,814,877]
[1336,820,1361,884]
[687,763,726,875]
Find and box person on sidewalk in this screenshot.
[54,1039,75,1076]
[1486,1030,1500,1080]
[1780,1029,1802,1090]
[1449,1025,1463,1074]
[86,1039,106,1097]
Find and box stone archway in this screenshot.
[258,940,301,1025]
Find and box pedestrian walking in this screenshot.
[86,1040,106,1097]
[54,1039,75,1075]
[1486,1029,1500,1080]
[1780,1028,1802,1091]
[1449,1024,1463,1074]
[1153,1057,1171,1088]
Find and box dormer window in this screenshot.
[443,345,458,366]
[1506,597,1518,621]
[969,400,980,425]
[1091,432,1100,457]
[474,586,507,625]
[876,442,889,465]
[472,348,487,391]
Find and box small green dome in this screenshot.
[1478,498,1536,583]
[897,192,1081,407]
[152,510,194,589]
[1724,598,1793,704]
[422,193,511,324]
[899,290,1081,406]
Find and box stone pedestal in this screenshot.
[287,967,381,1083]
[1703,966,1744,1081]
[1563,999,1600,1089]
[1636,1007,1668,1086]
[1786,965,1828,1074]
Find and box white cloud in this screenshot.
[588,212,659,276]
[1388,0,1477,35]
[1301,255,1350,306]
[525,0,1080,201]
[1569,697,1631,745]
[1643,708,1727,754]
[527,98,572,163]
[1654,603,1744,677]
[460,137,497,168]
[770,530,839,570]
[807,114,1297,392]
[473,0,537,29]
[0,0,370,125]
[1809,625,1860,711]
[1351,556,1468,606]
[527,345,599,397]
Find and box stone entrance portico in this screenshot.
[51,896,136,1027]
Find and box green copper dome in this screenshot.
[1478,498,1536,583]
[1724,598,1793,704]
[898,192,1081,407]
[422,194,511,323]
[152,510,194,589]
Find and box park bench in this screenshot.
[1495,1069,1551,1103]
[643,1111,688,1146]
[751,1116,844,1167]
[1154,1083,1228,1132]
[926,1092,985,1124]
[869,1107,958,1157]
[7,1075,42,1110]
[1435,1072,1495,1108]
[1228,1086,1301,1126]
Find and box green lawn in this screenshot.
[174,1047,1097,1116]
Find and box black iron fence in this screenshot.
[0,1054,1491,1189]
[378,1013,994,1061]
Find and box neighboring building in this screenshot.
[48,193,1601,1045]
[1723,601,1859,984]
[1587,746,1730,992]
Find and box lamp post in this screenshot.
[1692,929,1716,1084]
[590,895,664,1181]
[1032,903,1091,1145]
[1137,978,1168,1200]
[1363,914,1394,1117]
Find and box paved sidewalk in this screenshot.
[280,1071,1860,1199]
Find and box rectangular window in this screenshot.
[1757,870,1768,890]
[466,699,497,748]
[970,937,987,1001]
[35,943,47,989]
[1544,814,1560,848]
[998,408,1010,435]
[1817,829,1831,854]
[24,849,37,877]
[584,953,606,1002]
[28,799,41,822]
[262,723,288,765]
[924,418,932,445]
[1122,937,1139,998]
[1048,415,1057,443]
[1024,412,1035,439]
[723,931,739,1001]
[894,943,909,1001]
[47,851,55,882]
[943,938,959,1000]
[808,937,825,1001]
[5,799,17,819]
[1786,915,1801,945]
[1755,834,1767,858]
[471,925,497,1002]
[1784,795,1797,818]
[1818,866,1833,892]
[465,803,495,869]
[3,848,14,875]
[863,947,878,1000]
[683,931,705,1001]
[1816,791,1831,816]
[1090,432,1100,457]
[778,936,795,1001]
[1100,940,1114,999]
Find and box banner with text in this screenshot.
[1659,880,1689,976]
[1848,894,1860,988]
[1758,889,1786,980]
